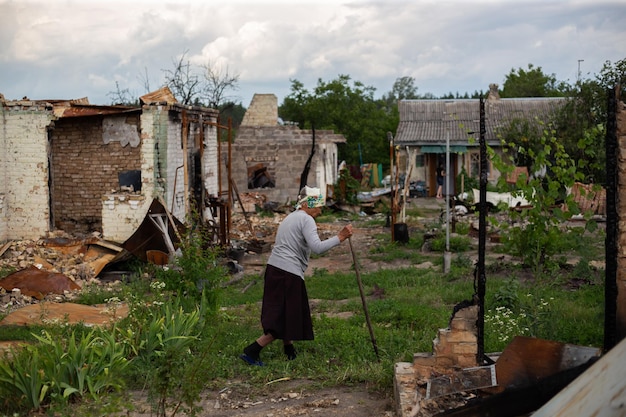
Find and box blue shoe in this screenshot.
[240,353,265,366]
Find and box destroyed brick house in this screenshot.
[0,89,346,253]
[227,93,346,207]
[0,87,222,247]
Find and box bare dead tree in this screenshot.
[201,61,240,108]
[107,81,136,106]
[138,66,152,95]
[162,50,202,105]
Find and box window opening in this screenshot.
[247,163,275,189]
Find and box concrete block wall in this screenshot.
[0,103,54,241]
[229,93,345,205]
[227,125,343,204]
[51,115,141,235]
[230,126,321,203]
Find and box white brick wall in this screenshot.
[100,105,219,243]
[203,123,219,197]
[101,194,149,243]
[166,115,186,222]
[0,106,54,241]
[0,108,6,240]
[101,107,160,243]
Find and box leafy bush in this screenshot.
[333,169,360,205]
[117,285,214,417]
[0,329,128,412]
[153,228,226,312]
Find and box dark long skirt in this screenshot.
[261,264,314,341]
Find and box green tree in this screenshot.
[279,75,396,168]
[552,57,626,184]
[381,76,420,110]
[501,63,567,98]
[553,79,605,183]
[217,101,246,141]
[597,57,626,93]
[493,123,589,277]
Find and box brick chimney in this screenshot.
[487,83,501,100]
[241,94,279,127]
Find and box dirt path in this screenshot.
[119,379,394,417]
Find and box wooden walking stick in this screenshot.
[348,237,380,361]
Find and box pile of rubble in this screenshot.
[0,231,119,317]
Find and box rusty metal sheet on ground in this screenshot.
[0,302,129,327]
[0,266,80,299]
[486,335,601,394]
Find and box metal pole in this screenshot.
[446,129,450,249]
[444,129,451,272]
[387,132,395,242]
[476,95,487,364]
[604,86,618,351]
[577,59,584,83]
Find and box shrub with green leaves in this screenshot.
[153,228,226,312]
[430,235,471,253]
[119,294,210,417]
[491,120,600,278]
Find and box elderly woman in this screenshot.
[240,186,353,366]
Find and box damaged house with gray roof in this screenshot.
[394,84,566,197]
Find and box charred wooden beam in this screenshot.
[433,359,596,417]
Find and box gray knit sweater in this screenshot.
[267,209,340,279]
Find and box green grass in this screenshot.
[0,214,608,415]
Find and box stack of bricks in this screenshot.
[413,304,478,379]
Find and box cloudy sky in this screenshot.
[1,0,625,107]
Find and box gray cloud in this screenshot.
[1,0,624,106]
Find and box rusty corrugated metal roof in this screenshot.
[1,96,139,118]
[56,104,140,118]
[395,97,566,147]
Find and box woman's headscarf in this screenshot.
[296,186,325,209]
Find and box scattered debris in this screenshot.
[122,199,183,262]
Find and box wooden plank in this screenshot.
[532,337,626,417]
[0,241,13,258]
